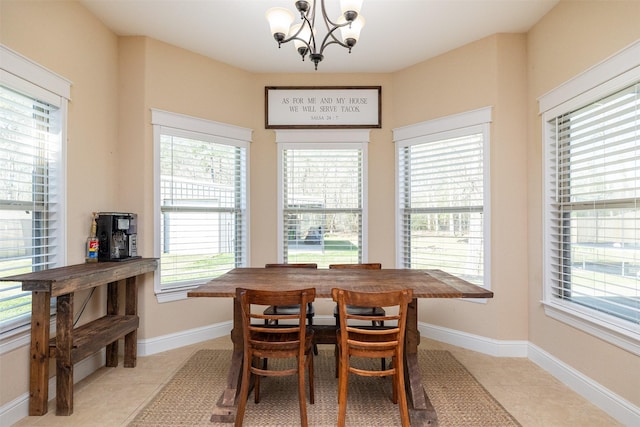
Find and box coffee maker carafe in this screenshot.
[96,212,138,261]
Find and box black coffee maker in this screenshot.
[95,212,139,261]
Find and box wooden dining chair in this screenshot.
[329,263,386,372]
[262,264,319,366]
[263,263,317,328]
[235,287,316,427]
[329,263,385,325]
[332,287,413,427]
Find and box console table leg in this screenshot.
[124,276,138,368]
[55,293,74,415]
[106,281,119,367]
[28,291,51,416]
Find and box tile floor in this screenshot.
[12,336,621,427]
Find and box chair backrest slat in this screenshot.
[329,263,381,270]
[265,263,318,269]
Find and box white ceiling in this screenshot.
[80,0,559,74]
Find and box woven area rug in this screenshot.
[129,349,520,426]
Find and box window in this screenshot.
[541,41,640,351]
[394,108,491,287]
[0,46,69,337]
[152,110,250,301]
[276,130,368,267]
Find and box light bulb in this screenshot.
[340,0,363,15]
[338,15,365,45]
[266,7,295,42]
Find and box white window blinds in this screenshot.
[157,123,248,291]
[281,146,364,267]
[160,134,246,288]
[545,81,640,328]
[397,132,486,285]
[0,84,63,333]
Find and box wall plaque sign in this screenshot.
[265,86,381,129]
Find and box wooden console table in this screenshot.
[0,258,157,416]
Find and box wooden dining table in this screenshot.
[188,267,493,426]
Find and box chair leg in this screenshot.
[309,316,319,355]
[337,352,349,427]
[254,373,261,404]
[335,316,340,378]
[297,356,309,427]
[308,352,315,404]
[395,353,410,427]
[234,352,251,427]
[391,358,398,404]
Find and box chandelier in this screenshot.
[265,0,365,70]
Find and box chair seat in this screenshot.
[333,305,385,317]
[265,304,315,316]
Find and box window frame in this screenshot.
[393,107,492,293]
[151,109,251,303]
[539,40,640,355]
[0,46,69,347]
[274,129,370,266]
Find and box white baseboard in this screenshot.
[0,351,104,427]
[419,322,529,357]
[528,343,640,427]
[137,320,232,356]
[420,321,639,427]
[3,321,637,427]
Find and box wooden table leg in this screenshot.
[124,276,138,368]
[55,293,74,416]
[106,281,119,367]
[210,296,244,423]
[405,298,438,426]
[28,291,51,416]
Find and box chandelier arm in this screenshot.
[319,0,355,28]
[307,8,319,53]
[279,13,315,50]
[319,39,350,56]
[318,0,359,53]
[318,28,351,55]
[293,36,314,54]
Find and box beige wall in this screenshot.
[1,0,638,415]
[527,0,640,406]
[0,0,121,406]
[124,38,397,334]
[392,34,530,341]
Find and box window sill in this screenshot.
[542,299,640,356]
[0,326,31,355]
[0,317,57,355]
[155,286,198,303]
